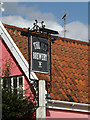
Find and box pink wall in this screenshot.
[0,37,2,77]
[0,39,34,95]
[46,108,89,119]
[1,40,22,77]
[0,38,35,118]
[24,78,35,100]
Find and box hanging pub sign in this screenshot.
[31,36,49,73]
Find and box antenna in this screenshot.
[62,13,67,39]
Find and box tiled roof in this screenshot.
[3,23,89,104]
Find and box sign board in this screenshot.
[31,36,49,73]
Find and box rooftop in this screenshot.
[3,23,89,104]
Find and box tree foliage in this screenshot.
[2,88,35,120]
[2,58,35,120]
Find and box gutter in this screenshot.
[47,99,90,113]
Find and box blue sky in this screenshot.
[18,2,88,25]
[1,2,88,42]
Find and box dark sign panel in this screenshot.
[31,36,48,73]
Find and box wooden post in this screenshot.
[36,80,46,120]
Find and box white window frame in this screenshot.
[1,75,24,97]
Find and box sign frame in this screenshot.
[31,35,49,74]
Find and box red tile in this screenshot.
[4,23,89,104]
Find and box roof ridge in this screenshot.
[58,37,89,45]
[3,23,27,31]
[3,23,90,45]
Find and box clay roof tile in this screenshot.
[3,23,89,104]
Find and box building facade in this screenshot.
[0,21,89,119]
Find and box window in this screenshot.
[1,76,24,97]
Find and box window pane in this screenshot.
[13,77,17,94]
[19,77,23,86]
[13,77,17,88]
[2,76,24,97]
[7,78,11,87]
[19,77,23,98]
[7,78,11,92]
[3,78,6,89]
[2,77,11,93]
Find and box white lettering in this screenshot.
[41,42,48,52]
[33,52,47,61]
[33,42,40,50]
[33,41,48,51]
[38,61,42,68]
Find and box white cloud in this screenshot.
[2,15,63,31]
[2,16,88,42]
[2,16,34,28]
[64,21,88,42]
[3,2,56,21]
[2,2,88,42]
[45,21,63,33]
